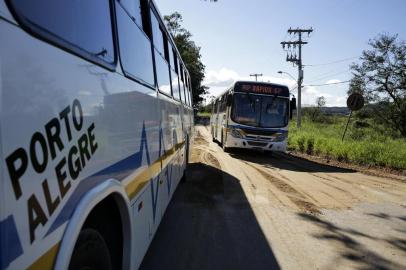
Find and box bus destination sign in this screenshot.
[235,83,289,97]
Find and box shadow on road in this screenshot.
[298,212,406,270]
[229,149,355,173]
[140,162,280,270]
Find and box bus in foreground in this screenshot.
[211,81,296,152]
[0,0,193,269]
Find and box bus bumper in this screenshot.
[225,135,287,152]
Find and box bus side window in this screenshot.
[116,2,155,86]
[120,0,143,29]
[150,9,171,96]
[150,9,165,56]
[9,0,115,65]
[220,95,227,113]
[169,44,180,100]
[172,54,181,100]
[188,75,193,107]
[181,68,187,104]
[183,72,188,105]
[185,76,190,106]
[178,65,184,103]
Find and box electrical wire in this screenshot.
[304,80,351,87]
[305,57,358,67]
[305,69,350,83]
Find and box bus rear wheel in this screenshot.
[69,228,112,270]
[181,137,189,183]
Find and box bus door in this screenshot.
[215,99,221,139]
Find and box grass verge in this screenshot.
[288,117,406,170]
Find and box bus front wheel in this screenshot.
[69,228,112,270]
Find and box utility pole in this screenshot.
[250,73,263,81]
[281,27,313,128]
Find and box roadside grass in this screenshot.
[288,116,406,170]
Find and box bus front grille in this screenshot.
[247,141,268,147]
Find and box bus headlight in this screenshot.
[273,133,287,142]
[230,128,244,138]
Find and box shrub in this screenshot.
[306,137,315,155]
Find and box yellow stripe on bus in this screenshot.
[125,141,185,200]
[27,243,60,270]
[125,164,155,200]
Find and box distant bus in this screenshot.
[211,81,295,152]
[0,0,193,269]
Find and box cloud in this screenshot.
[303,86,319,94]
[325,79,342,84]
[204,68,239,87]
[204,68,296,89]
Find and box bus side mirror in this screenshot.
[290,98,297,120]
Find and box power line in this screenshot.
[305,57,358,67]
[306,69,350,83]
[305,80,351,87]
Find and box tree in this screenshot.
[349,34,406,137]
[164,12,208,107]
[309,96,326,121]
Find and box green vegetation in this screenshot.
[289,34,406,171]
[197,112,211,117]
[349,34,406,137]
[164,12,208,107]
[288,115,406,170]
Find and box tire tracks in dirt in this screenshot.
[241,160,321,215]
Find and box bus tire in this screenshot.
[181,138,189,183]
[69,228,112,270]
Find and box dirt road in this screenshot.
[140,125,406,270]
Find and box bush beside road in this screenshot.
[288,117,406,171]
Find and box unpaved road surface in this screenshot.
[140,125,406,270]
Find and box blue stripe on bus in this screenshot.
[46,123,152,237]
[150,177,160,223]
[0,215,23,270]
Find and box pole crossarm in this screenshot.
[250,73,263,81]
[281,41,308,45]
[287,28,313,34]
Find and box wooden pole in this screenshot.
[342,110,353,141]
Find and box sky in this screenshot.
[155,0,406,106]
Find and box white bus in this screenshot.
[211,81,296,152]
[0,0,193,269]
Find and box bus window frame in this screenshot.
[149,4,181,101]
[116,1,156,90]
[5,0,118,72]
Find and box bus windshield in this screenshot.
[231,93,288,128]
